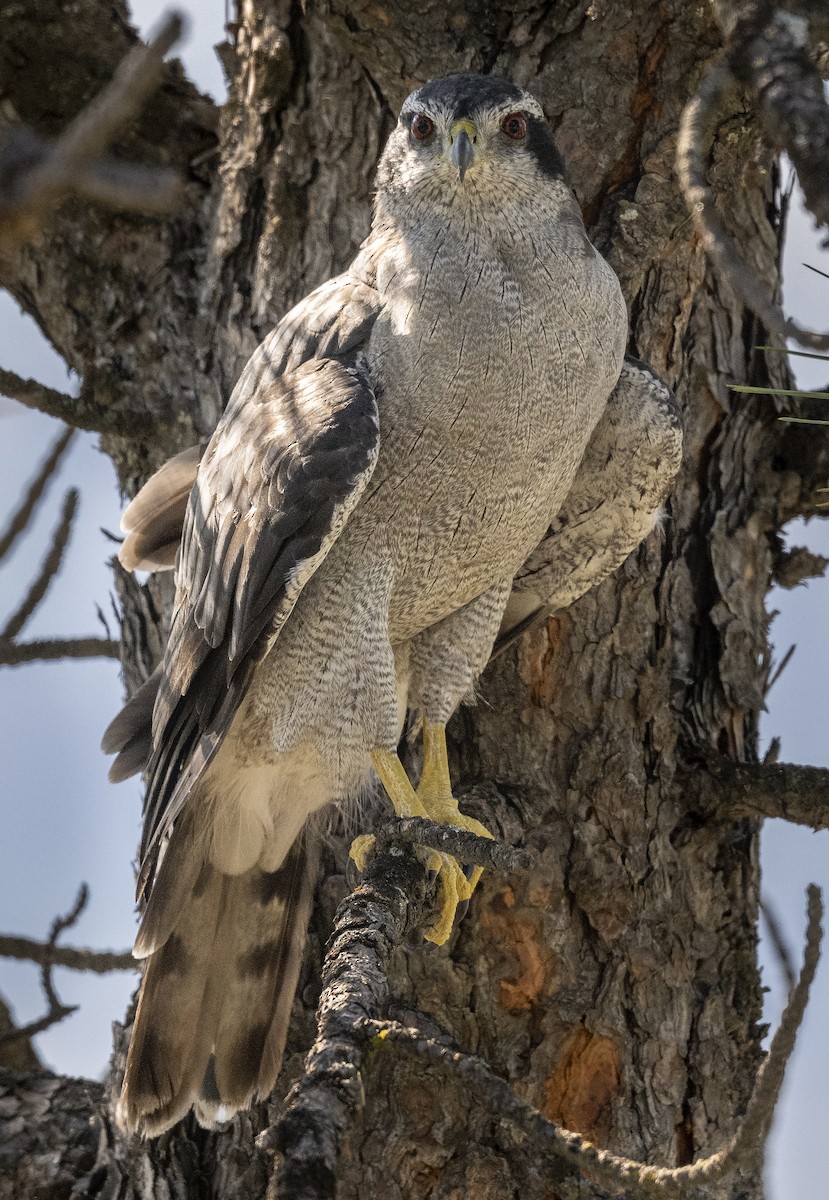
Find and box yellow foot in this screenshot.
[348,827,465,943]
[416,722,495,910]
[349,833,376,874]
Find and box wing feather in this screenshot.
[116,272,378,577]
[138,354,379,884]
[495,355,682,652]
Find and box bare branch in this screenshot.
[1,488,78,640]
[0,365,158,437]
[0,426,75,562]
[0,993,41,1071]
[0,935,135,974]
[701,754,829,828]
[663,885,822,1189]
[0,885,113,1049]
[33,14,183,178]
[720,3,829,229]
[0,13,184,249]
[772,546,828,590]
[263,816,535,1197]
[676,60,829,351]
[0,636,119,667]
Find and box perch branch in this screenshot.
[368,887,822,1197]
[701,753,829,828]
[0,13,184,248]
[676,60,829,351]
[0,885,108,1048]
[0,426,75,562]
[0,637,119,666]
[261,837,429,1195]
[263,818,534,1198]
[377,816,536,874]
[1,488,78,640]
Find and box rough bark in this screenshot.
[1,1,824,1197]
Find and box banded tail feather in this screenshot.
[118,831,318,1135]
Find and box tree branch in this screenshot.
[701,753,829,828]
[676,60,829,351]
[0,993,41,1071]
[761,897,798,991]
[0,426,75,563]
[260,837,430,1194]
[720,1,829,228]
[0,886,120,1049]
[0,13,184,249]
[266,842,820,1200]
[262,816,535,1197]
[377,816,536,874]
[0,637,119,667]
[0,366,157,436]
[1,488,78,640]
[677,0,829,351]
[0,935,134,975]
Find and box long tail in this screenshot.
[119,829,318,1136]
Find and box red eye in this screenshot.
[411,114,435,141]
[502,112,527,140]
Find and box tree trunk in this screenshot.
[1,2,824,1197]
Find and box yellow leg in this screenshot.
[349,748,428,873]
[417,723,494,898]
[349,745,472,946]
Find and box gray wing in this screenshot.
[117,272,378,574]
[138,355,379,890]
[496,356,683,653]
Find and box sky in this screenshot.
[0,7,827,1197]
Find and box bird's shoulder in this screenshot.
[230,262,382,415]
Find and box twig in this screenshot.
[1,488,78,640]
[0,636,120,666]
[765,642,795,690]
[0,13,184,247]
[0,885,112,1048]
[366,887,822,1197]
[761,898,797,991]
[662,885,822,1188]
[32,15,183,181]
[0,426,75,562]
[676,60,829,351]
[699,753,829,829]
[0,935,135,974]
[0,366,157,437]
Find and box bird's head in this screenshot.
[375,74,569,213]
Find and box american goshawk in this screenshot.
[103,73,682,1136]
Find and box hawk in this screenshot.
[103,73,682,1136]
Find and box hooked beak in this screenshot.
[449,121,477,182]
